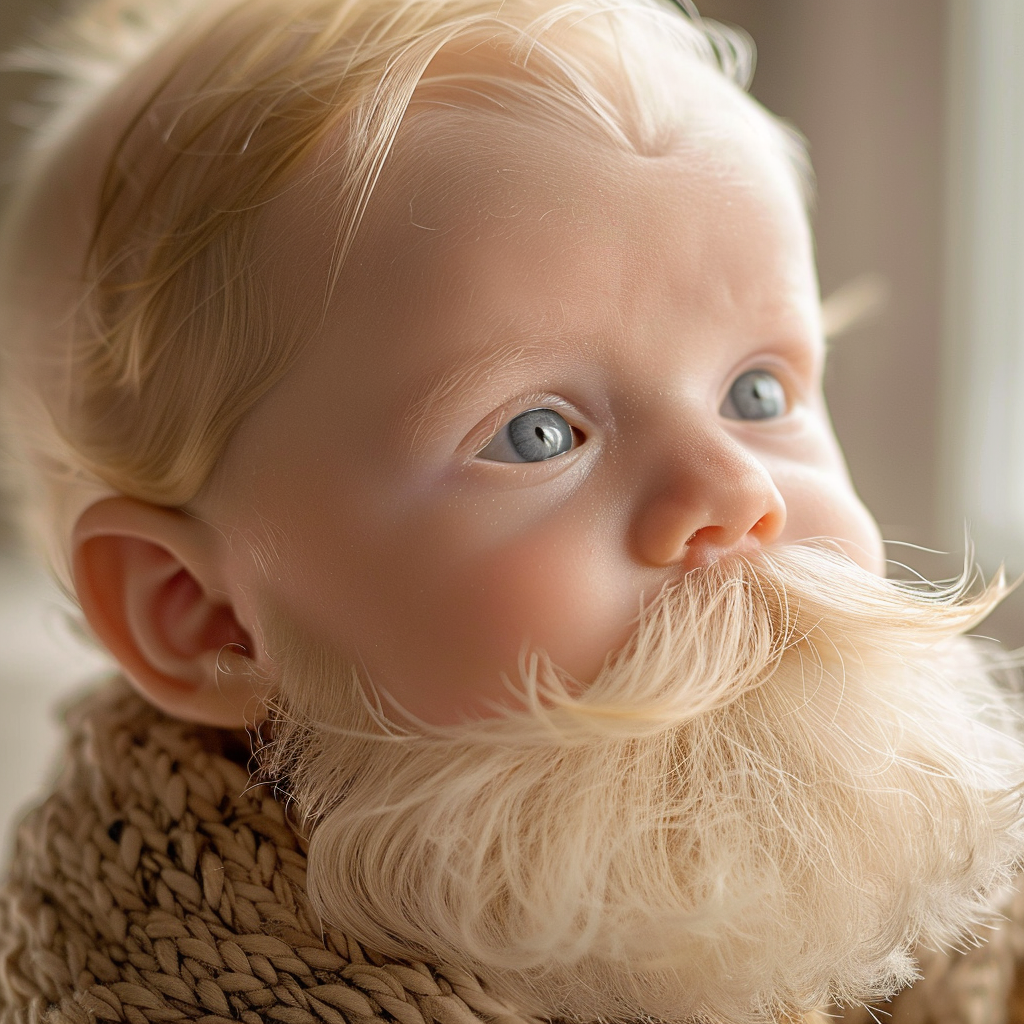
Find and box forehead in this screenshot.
[250,83,818,456]
[268,91,811,314]
[371,58,803,234]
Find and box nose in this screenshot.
[633,433,787,569]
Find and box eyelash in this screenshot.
[724,356,805,405]
[469,395,585,455]
[467,355,805,464]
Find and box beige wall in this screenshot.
[0,0,47,551]
[0,0,44,194]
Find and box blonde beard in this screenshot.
[257,546,1024,1024]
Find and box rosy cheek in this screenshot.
[774,469,883,575]
[357,515,641,723]
[248,467,647,723]
[452,526,643,695]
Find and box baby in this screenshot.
[1,0,1024,1022]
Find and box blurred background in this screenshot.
[0,0,1019,844]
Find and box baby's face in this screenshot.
[200,101,883,724]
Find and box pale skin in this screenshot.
[72,82,884,727]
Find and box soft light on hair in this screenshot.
[0,0,805,582]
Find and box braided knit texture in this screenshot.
[3,679,1023,1024]
[0,681,534,1024]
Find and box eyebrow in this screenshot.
[401,338,554,455]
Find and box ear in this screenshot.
[72,496,273,727]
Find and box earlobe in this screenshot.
[72,496,272,727]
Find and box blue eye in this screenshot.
[722,370,787,420]
[477,408,576,463]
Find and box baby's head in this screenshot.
[4,2,1023,1022]
[1,0,881,723]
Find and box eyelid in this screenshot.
[464,394,588,460]
[719,349,812,414]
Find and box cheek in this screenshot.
[384,515,644,721]
[457,525,642,686]
[248,468,646,723]
[776,466,884,574]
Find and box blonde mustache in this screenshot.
[262,545,1024,1024]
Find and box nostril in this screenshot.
[751,510,785,543]
[687,525,726,548]
[680,525,732,570]
[686,519,774,561]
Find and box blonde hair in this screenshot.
[0,0,804,580]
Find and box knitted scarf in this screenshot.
[0,682,531,1024]
[0,681,1021,1024]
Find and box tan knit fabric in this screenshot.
[1,679,1020,1024]
[837,889,1024,1024]
[0,681,534,1024]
